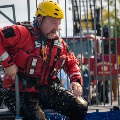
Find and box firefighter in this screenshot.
[0,0,88,120]
[57,69,70,90]
[77,54,92,102]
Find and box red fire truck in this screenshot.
[63,35,120,80]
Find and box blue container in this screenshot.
[45,111,69,120]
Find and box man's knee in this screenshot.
[75,97,88,111]
[33,107,46,120]
[68,97,88,120]
[22,107,47,120]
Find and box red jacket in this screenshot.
[0,24,82,92]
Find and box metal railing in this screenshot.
[0,0,120,112]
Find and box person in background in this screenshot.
[57,69,70,90]
[112,78,118,101]
[0,0,88,120]
[77,54,92,102]
[98,80,109,103]
[97,52,109,104]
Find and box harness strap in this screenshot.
[48,38,62,79]
[16,21,64,85]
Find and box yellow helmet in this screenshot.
[35,0,64,19]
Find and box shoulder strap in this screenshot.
[16,21,38,36]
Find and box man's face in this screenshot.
[77,54,84,65]
[40,16,61,39]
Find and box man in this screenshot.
[77,54,92,102]
[0,0,88,120]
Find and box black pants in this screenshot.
[2,83,88,120]
[98,81,109,103]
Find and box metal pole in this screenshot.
[15,75,21,119]
[27,0,30,21]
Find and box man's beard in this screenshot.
[46,30,58,38]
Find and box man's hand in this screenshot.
[69,82,82,97]
[4,64,18,80]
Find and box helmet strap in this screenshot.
[37,16,45,29]
[33,16,48,60]
[33,16,45,29]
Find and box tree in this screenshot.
[101,0,120,37]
